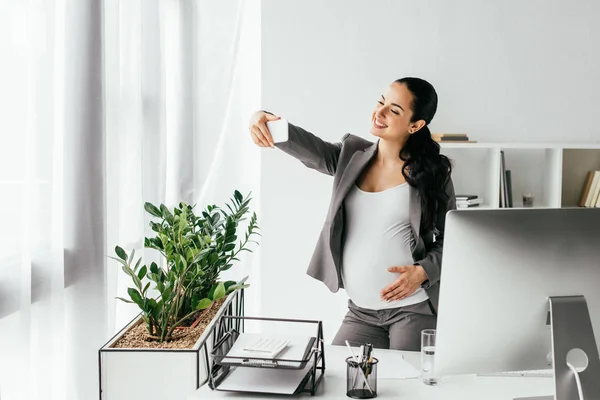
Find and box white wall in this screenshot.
[259,0,600,342]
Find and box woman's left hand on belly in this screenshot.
[380,265,428,302]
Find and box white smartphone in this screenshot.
[266,118,289,143]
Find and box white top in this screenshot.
[341,182,429,310]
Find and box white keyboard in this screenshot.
[478,369,553,378]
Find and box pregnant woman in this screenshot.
[248,77,456,351]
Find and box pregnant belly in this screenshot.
[344,264,400,292]
[343,247,414,291]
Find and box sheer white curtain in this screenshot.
[0,0,261,399]
[103,0,262,334]
[0,1,103,399]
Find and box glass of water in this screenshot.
[421,329,438,385]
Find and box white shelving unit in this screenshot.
[439,142,600,209]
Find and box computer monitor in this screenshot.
[435,208,600,398]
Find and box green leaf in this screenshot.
[226,284,249,293]
[210,212,221,226]
[221,264,233,271]
[149,223,161,233]
[223,243,236,252]
[196,298,213,310]
[225,234,237,244]
[134,257,142,272]
[234,190,243,204]
[147,298,157,313]
[127,288,144,307]
[116,296,134,304]
[142,281,150,295]
[150,262,159,274]
[213,282,226,300]
[108,256,126,266]
[213,219,225,230]
[128,249,136,265]
[160,204,173,221]
[178,254,187,271]
[137,266,147,280]
[207,284,217,300]
[122,265,135,279]
[152,237,163,250]
[144,202,163,218]
[132,274,143,291]
[190,293,200,310]
[115,246,127,261]
[162,285,173,301]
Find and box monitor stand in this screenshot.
[516,296,600,400]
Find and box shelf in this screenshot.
[499,148,561,208]
[442,147,499,209]
[456,204,494,210]
[440,142,600,150]
[561,149,600,207]
[443,144,600,210]
[440,142,600,209]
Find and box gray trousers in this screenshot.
[331,299,436,351]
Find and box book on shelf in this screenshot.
[457,198,483,209]
[432,133,476,143]
[455,195,483,208]
[456,194,479,200]
[457,197,483,206]
[499,151,513,208]
[505,170,513,208]
[579,171,600,207]
[457,203,480,208]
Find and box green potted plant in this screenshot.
[99,190,259,400]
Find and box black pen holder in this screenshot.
[346,356,378,399]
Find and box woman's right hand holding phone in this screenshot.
[248,110,281,148]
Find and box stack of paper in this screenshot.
[243,337,290,359]
[217,361,314,395]
[221,333,314,368]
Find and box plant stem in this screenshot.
[166,303,213,339]
[161,260,195,341]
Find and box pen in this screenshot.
[361,344,374,392]
[364,344,373,369]
[344,340,360,363]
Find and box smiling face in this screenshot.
[370,82,425,142]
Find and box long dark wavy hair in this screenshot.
[397,77,452,232]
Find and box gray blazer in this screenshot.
[275,122,456,312]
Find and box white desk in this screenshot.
[190,345,554,399]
